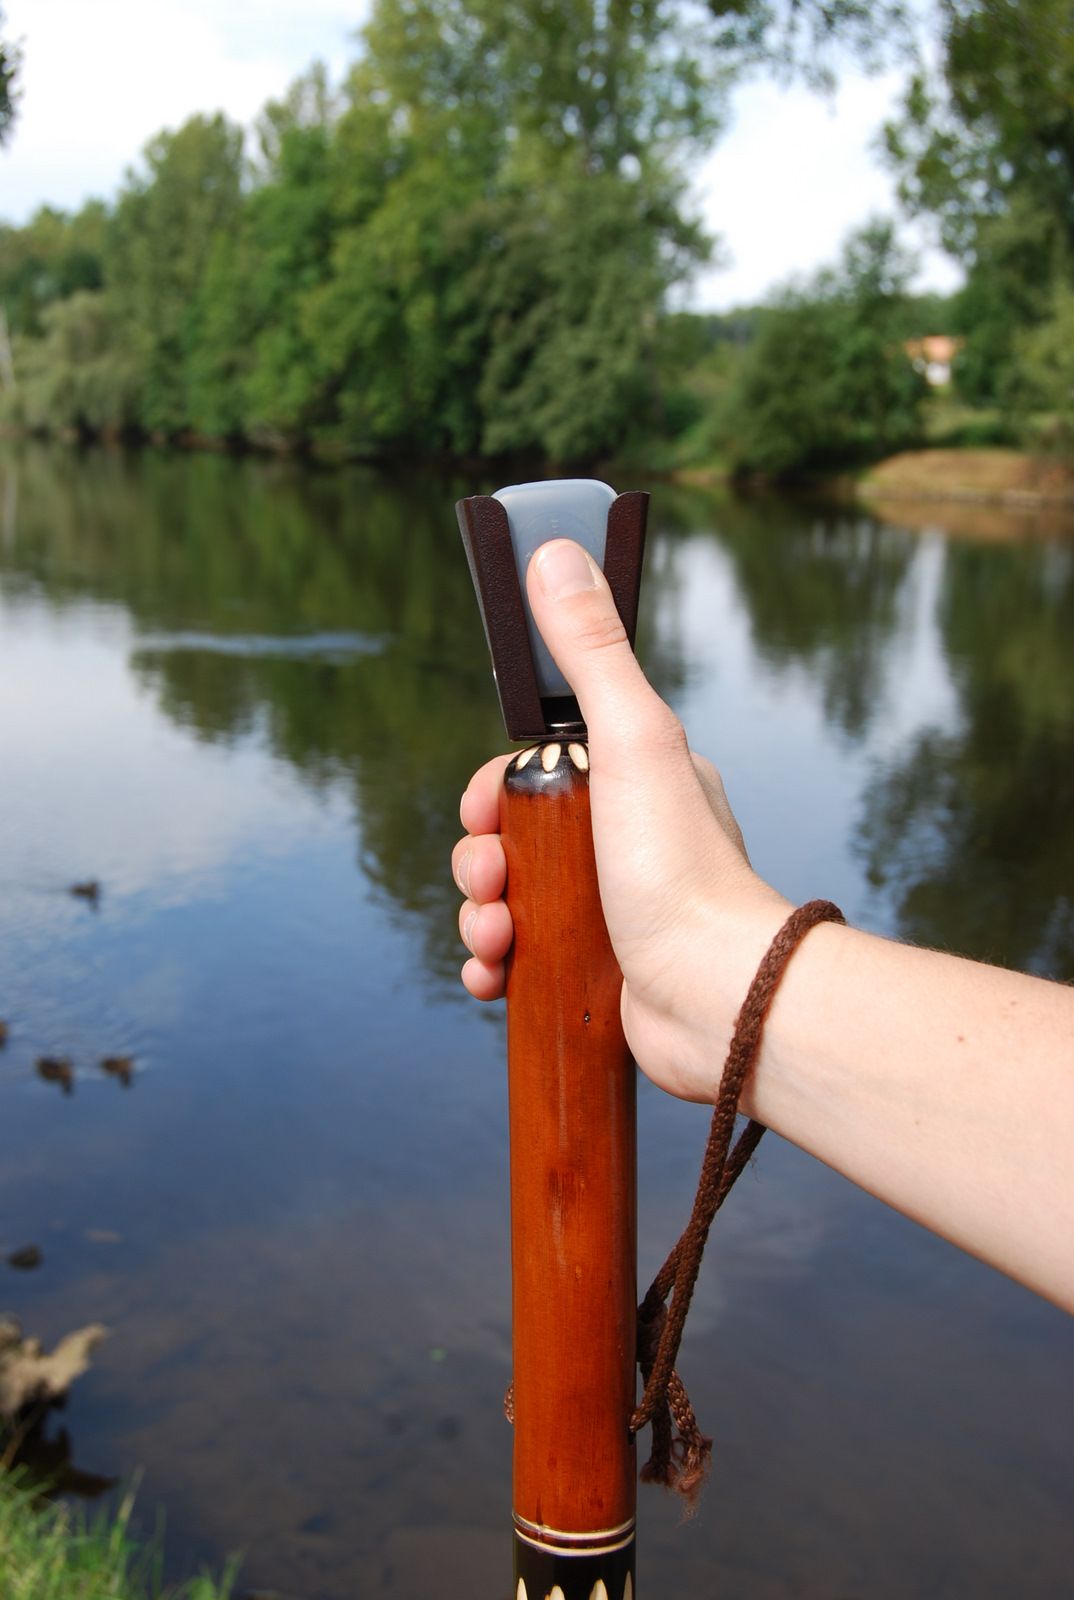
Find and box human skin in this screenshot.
[451,538,1074,1315]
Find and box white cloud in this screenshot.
[689,68,963,308]
[0,0,364,220]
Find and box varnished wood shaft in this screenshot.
[502,739,637,1595]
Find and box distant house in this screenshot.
[904,335,964,387]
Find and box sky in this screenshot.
[0,0,961,311]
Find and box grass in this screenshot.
[0,1471,240,1600]
[923,399,1018,449]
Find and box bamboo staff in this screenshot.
[458,486,648,1600]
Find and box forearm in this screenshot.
[734,918,1074,1313]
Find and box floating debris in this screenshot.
[36,1056,74,1094]
[0,1316,107,1421]
[69,880,101,904]
[7,1246,42,1271]
[0,1020,8,1048]
[100,1054,134,1087]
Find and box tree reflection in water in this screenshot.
[857,537,1074,978]
[1,441,1073,1599]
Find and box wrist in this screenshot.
[686,875,795,1108]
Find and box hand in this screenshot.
[452,539,792,1105]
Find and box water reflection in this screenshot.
[5,1413,117,1501]
[0,441,1072,1599]
[858,535,1074,975]
[703,494,915,739]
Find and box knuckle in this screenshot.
[635,698,687,755]
[568,603,628,655]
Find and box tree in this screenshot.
[187,68,340,442]
[708,0,911,87]
[885,0,1074,259]
[947,195,1062,408]
[8,291,139,436]
[0,0,939,459]
[304,0,718,458]
[0,4,19,145]
[884,1,1074,424]
[106,114,245,435]
[0,203,107,337]
[1014,277,1074,448]
[717,222,928,477]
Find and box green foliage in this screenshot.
[0,4,19,145]
[884,0,1074,448]
[105,114,245,436]
[708,0,911,87]
[252,0,716,458]
[476,170,707,460]
[1,0,730,459]
[948,197,1063,408]
[715,223,928,477]
[0,203,107,336]
[1013,275,1074,448]
[0,1473,239,1599]
[8,0,1049,468]
[885,0,1074,258]
[5,291,140,435]
[187,71,339,442]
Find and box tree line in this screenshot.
[0,0,1071,476]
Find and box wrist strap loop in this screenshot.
[631,898,846,1504]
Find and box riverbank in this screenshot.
[660,446,1074,534]
[0,1472,239,1599]
[856,448,1074,509]
[5,425,1074,523]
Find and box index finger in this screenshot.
[460,752,513,837]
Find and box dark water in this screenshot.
[1,441,1072,1599]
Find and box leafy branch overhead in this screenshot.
[884,0,1074,421]
[0,4,20,146]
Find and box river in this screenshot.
[1,440,1072,1599]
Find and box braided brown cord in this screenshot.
[630,899,846,1502]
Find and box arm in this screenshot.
[452,539,1074,1315]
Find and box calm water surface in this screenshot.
[1,442,1072,1599]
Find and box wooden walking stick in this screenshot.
[459,481,648,1600]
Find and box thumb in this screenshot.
[527,539,668,747]
[526,540,741,965]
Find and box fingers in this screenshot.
[461,955,506,1002]
[460,753,511,837]
[458,895,513,963]
[457,897,511,1002]
[454,757,513,1002]
[451,831,507,904]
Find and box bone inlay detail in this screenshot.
[541,742,562,772]
[516,1582,527,1600]
[547,1588,566,1600]
[515,745,539,771]
[567,742,589,771]
[623,1577,633,1600]
[589,1583,610,1600]
[513,1515,636,1547]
